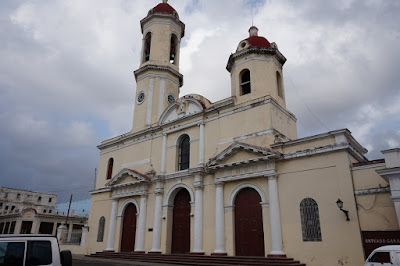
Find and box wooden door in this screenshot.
[171,189,191,253]
[120,203,137,252]
[235,188,265,256]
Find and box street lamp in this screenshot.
[336,198,350,221]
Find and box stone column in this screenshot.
[135,194,148,253]
[199,123,205,166]
[192,180,204,254]
[213,182,227,255]
[14,220,22,234]
[81,224,89,246]
[67,222,73,242]
[31,218,39,234]
[104,199,118,252]
[161,134,167,174]
[267,176,285,256]
[57,223,68,243]
[150,188,163,253]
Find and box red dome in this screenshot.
[245,36,271,48]
[152,3,177,14]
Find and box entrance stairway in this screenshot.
[87,252,306,266]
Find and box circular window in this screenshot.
[167,94,176,104]
[137,91,145,104]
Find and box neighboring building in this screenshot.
[0,186,57,215]
[56,199,91,217]
[0,187,87,239]
[0,208,87,236]
[86,1,400,265]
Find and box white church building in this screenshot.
[86,1,400,265]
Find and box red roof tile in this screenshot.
[246,36,271,48]
[152,3,176,14]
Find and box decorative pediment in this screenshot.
[105,168,150,187]
[159,97,204,125]
[207,142,280,168]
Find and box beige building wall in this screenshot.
[352,162,398,231]
[278,151,365,265]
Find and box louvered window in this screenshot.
[300,198,322,241]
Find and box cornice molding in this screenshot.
[354,187,390,195]
[140,13,185,37]
[134,65,183,87]
[226,47,286,72]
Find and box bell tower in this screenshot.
[227,26,287,107]
[132,0,185,132]
[227,26,298,141]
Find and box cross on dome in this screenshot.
[162,0,168,3]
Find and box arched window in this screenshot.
[240,69,251,95]
[144,32,152,62]
[170,34,178,64]
[276,71,283,98]
[178,135,190,170]
[300,198,322,241]
[106,158,114,180]
[97,216,105,242]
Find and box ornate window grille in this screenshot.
[97,216,105,242]
[300,198,322,241]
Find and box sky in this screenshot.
[1,0,399,203]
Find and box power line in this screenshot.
[286,70,330,132]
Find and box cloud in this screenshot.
[1,0,399,202]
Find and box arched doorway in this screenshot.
[120,203,137,252]
[171,189,191,253]
[235,187,265,256]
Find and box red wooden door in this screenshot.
[171,189,191,253]
[120,204,137,252]
[235,188,265,256]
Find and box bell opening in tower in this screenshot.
[144,32,152,62]
[240,69,251,95]
[170,34,177,64]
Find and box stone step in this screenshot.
[88,252,306,266]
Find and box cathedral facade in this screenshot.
[86,1,400,265]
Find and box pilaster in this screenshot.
[150,187,164,253]
[104,199,118,252]
[191,177,204,254]
[212,182,227,256]
[135,194,148,253]
[267,175,285,257]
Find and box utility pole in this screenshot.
[65,193,73,225]
[94,168,97,189]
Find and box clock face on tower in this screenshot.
[137,91,145,104]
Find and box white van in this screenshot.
[365,245,400,266]
[0,234,72,266]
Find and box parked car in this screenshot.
[365,245,400,266]
[0,234,72,266]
